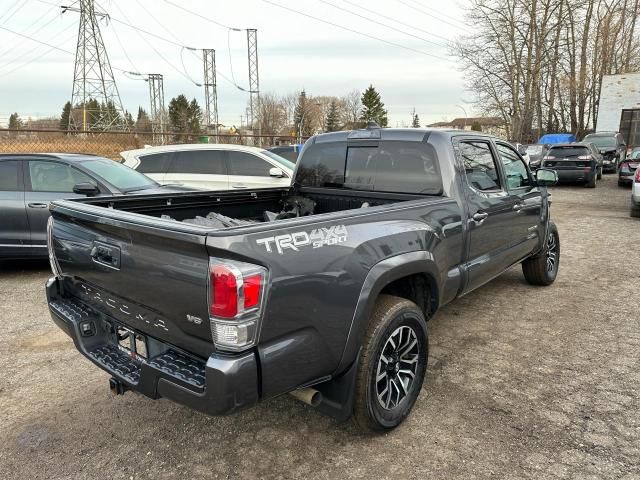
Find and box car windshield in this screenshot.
[260,150,295,171]
[584,136,616,148]
[526,145,543,154]
[79,158,157,192]
[631,151,640,159]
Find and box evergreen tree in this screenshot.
[124,111,134,128]
[59,101,71,130]
[360,85,388,127]
[325,100,340,132]
[293,90,311,136]
[135,107,152,132]
[168,94,202,135]
[412,112,420,128]
[8,112,23,130]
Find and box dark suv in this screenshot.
[582,132,626,173]
[541,143,603,187]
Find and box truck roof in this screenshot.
[310,127,495,145]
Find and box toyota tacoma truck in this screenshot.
[46,125,560,431]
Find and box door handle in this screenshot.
[472,212,488,222]
[28,202,48,208]
[231,185,248,189]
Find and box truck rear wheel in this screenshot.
[522,221,560,286]
[353,295,428,432]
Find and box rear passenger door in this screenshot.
[0,159,31,251]
[495,142,543,259]
[164,150,229,190]
[456,139,521,294]
[227,151,290,189]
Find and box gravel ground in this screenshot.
[0,175,638,480]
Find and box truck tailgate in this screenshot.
[49,201,214,359]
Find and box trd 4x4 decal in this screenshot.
[256,225,348,254]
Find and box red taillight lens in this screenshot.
[211,265,238,318]
[635,168,640,182]
[243,274,262,309]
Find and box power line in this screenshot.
[261,0,451,61]
[0,29,77,77]
[0,10,66,64]
[0,0,28,24]
[160,0,242,31]
[319,0,448,49]
[342,0,453,44]
[395,0,472,33]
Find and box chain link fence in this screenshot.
[0,129,303,161]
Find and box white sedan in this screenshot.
[120,144,294,191]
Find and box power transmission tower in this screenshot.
[65,0,128,131]
[146,74,165,144]
[202,49,219,139]
[246,28,260,144]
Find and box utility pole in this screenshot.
[64,0,128,132]
[246,28,260,145]
[202,49,219,140]
[146,74,165,145]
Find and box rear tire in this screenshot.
[353,295,428,433]
[585,172,597,188]
[631,205,640,218]
[597,167,602,180]
[522,221,560,286]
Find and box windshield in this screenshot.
[584,136,616,148]
[261,150,295,171]
[631,150,640,159]
[80,158,157,192]
[526,145,543,154]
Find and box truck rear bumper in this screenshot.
[46,277,259,416]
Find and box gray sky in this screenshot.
[0,0,472,128]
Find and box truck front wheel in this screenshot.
[522,221,560,286]
[353,295,428,432]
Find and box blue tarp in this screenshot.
[538,133,576,144]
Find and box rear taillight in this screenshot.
[208,258,268,351]
[46,217,62,278]
[620,162,630,172]
[635,168,640,182]
[577,155,592,160]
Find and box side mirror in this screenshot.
[269,167,284,178]
[535,168,558,187]
[73,182,99,196]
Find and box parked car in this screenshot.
[47,125,560,432]
[541,143,602,187]
[0,153,192,259]
[267,144,304,163]
[618,149,640,186]
[631,165,640,217]
[120,144,295,191]
[582,132,626,173]
[523,144,548,170]
[514,143,531,164]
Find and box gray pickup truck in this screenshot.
[46,125,560,431]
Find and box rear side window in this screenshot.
[547,147,589,158]
[167,150,227,175]
[228,151,272,176]
[459,141,501,191]
[0,161,19,191]
[296,142,347,187]
[137,153,171,174]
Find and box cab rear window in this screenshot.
[296,140,442,195]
